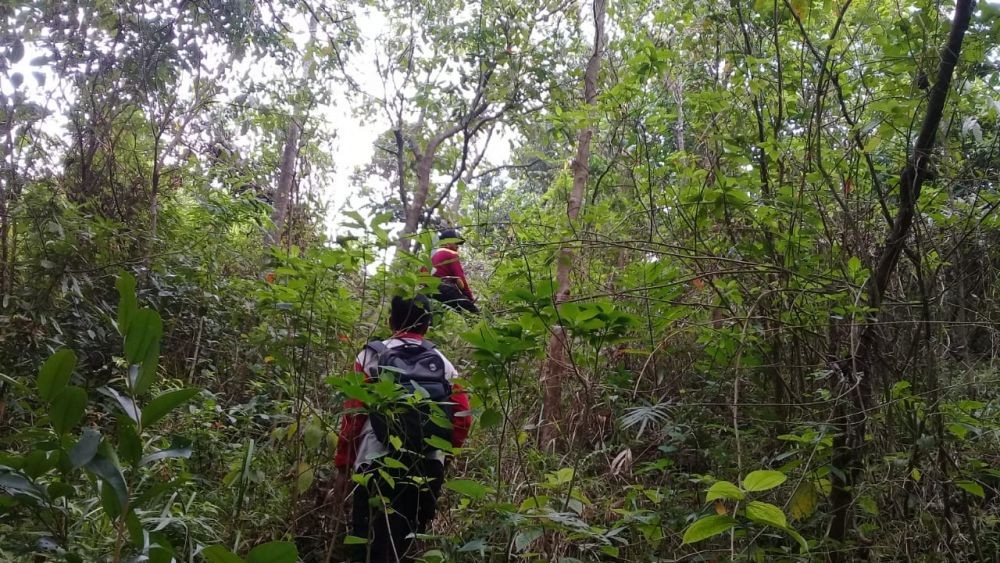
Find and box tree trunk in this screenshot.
[0,111,17,295]
[144,132,163,274]
[398,151,435,254]
[827,0,974,555]
[538,0,606,450]
[266,119,302,248]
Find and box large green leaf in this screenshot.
[201,546,244,563]
[0,470,47,502]
[148,534,175,563]
[246,541,297,563]
[123,306,160,363]
[479,408,503,429]
[705,480,744,502]
[443,479,491,500]
[37,348,77,402]
[51,386,87,434]
[125,509,143,547]
[118,420,142,466]
[135,339,162,397]
[99,386,140,423]
[785,526,810,553]
[125,308,162,395]
[85,452,128,513]
[141,388,199,428]
[514,527,544,551]
[742,470,787,492]
[788,481,818,521]
[116,271,138,335]
[746,500,788,528]
[343,536,368,545]
[682,515,738,544]
[69,427,101,469]
[139,447,193,467]
[955,479,985,498]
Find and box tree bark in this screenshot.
[266,119,302,248]
[1,110,14,294]
[538,0,606,450]
[827,0,974,555]
[398,148,437,253]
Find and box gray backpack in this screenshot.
[364,339,454,455]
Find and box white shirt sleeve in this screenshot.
[356,348,376,378]
[437,351,459,380]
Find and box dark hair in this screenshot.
[389,294,432,334]
[438,228,464,245]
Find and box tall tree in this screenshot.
[538,0,606,450]
[352,0,570,252]
[827,0,976,552]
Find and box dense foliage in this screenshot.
[2,0,1000,561]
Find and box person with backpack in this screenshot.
[430,228,479,314]
[332,294,472,562]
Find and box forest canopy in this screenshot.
[2,0,1000,561]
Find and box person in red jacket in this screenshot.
[430,228,479,314]
[333,294,472,562]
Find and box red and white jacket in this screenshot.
[334,332,473,470]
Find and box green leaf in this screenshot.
[135,339,162,397]
[116,271,138,335]
[788,481,818,521]
[85,453,128,514]
[784,526,809,553]
[126,509,143,547]
[518,495,550,511]
[69,427,100,469]
[139,447,193,467]
[303,421,323,450]
[858,495,879,515]
[344,535,368,545]
[51,386,87,434]
[101,477,122,519]
[22,449,56,478]
[863,132,882,153]
[141,388,198,428]
[443,479,491,500]
[118,421,142,466]
[246,541,297,563]
[124,308,162,394]
[479,408,503,429]
[295,462,314,493]
[381,456,407,470]
[424,434,456,453]
[0,470,46,502]
[201,545,244,563]
[705,480,744,502]
[746,500,788,528]
[47,481,75,500]
[682,515,738,544]
[599,546,620,558]
[742,470,787,492]
[955,480,985,498]
[149,542,174,563]
[37,348,77,402]
[552,467,574,485]
[513,527,543,551]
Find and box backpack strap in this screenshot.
[418,338,436,351]
[364,340,390,357]
[362,341,390,379]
